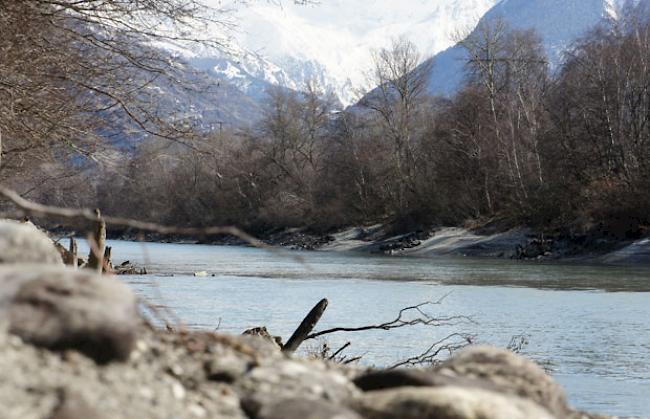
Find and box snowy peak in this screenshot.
[151,0,637,127]
[422,0,628,97]
[163,0,499,106]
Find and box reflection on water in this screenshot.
[85,240,650,418]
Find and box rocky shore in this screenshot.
[275,224,650,265]
[0,219,613,418]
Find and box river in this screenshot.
[92,240,650,418]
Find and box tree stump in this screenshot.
[87,209,106,273]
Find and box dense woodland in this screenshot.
[2,1,650,239]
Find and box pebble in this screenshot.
[172,382,186,400]
[139,387,154,400]
[189,404,207,418]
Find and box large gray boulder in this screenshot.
[0,265,139,363]
[0,220,62,265]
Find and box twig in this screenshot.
[328,341,351,361]
[343,356,363,365]
[388,333,475,369]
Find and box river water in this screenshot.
[96,240,650,418]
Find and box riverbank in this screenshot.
[320,225,650,265]
[104,222,650,266]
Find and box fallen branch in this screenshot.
[305,297,471,341]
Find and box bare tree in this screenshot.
[360,38,433,217]
[458,18,549,212]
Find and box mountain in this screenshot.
[163,0,499,107]
[421,0,632,96]
[148,0,634,132]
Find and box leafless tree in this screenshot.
[360,38,433,217]
[458,18,549,212]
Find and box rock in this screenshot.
[257,398,363,419]
[0,265,139,363]
[436,346,569,417]
[49,389,108,419]
[354,386,556,419]
[0,220,62,265]
[353,369,490,392]
[242,326,283,349]
[204,354,251,383]
[238,359,359,417]
[354,369,437,390]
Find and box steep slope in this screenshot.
[422,0,622,96]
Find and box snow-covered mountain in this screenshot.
[422,0,634,96]
[150,0,636,130]
[164,0,499,107]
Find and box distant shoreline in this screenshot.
[80,223,650,266]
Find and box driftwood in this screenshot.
[296,296,474,367]
[53,237,80,267]
[114,261,147,275]
[305,298,469,340]
[87,209,106,273]
[283,298,329,353]
[69,237,78,268]
[103,246,113,273]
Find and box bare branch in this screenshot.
[305,297,472,341]
[388,333,475,369]
[0,184,268,248]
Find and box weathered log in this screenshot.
[283,298,328,353]
[87,209,106,273]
